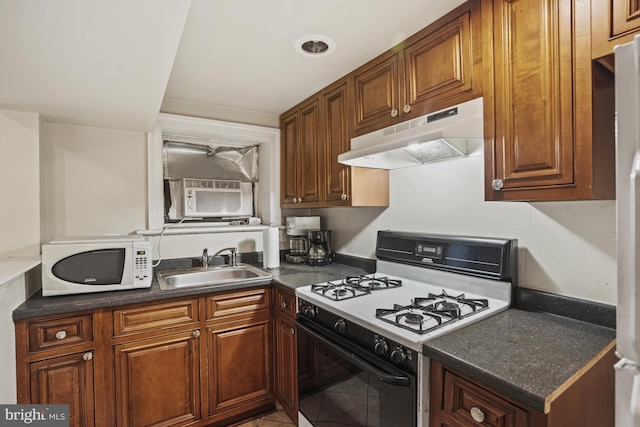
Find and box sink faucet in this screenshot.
[203,247,238,268]
[202,248,209,269]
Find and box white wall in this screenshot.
[0,110,40,258]
[311,148,617,305]
[0,109,41,403]
[41,123,147,241]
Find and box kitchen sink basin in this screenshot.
[156,264,272,290]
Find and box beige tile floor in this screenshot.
[235,403,295,427]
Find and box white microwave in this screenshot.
[41,236,152,297]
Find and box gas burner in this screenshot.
[376,304,457,334]
[403,313,424,325]
[344,274,402,290]
[414,290,489,319]
[311,282,371,301]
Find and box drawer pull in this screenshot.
[192,330,201,338]
[55,331,67,340]
[470,406,485,422]
[83,352,93,361]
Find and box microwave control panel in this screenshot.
[133,241,152,287]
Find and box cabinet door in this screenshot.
[114,330,201,427]
[483,0,576,199]
[298,99,321,206]
[353,52,400,134]
[403,9,476,114]
[612,0,640,37]
[207,317,273,417]
[322,80,352,206]
[29,352,95,427]
[280,110,299,206]
[275,315,297,421]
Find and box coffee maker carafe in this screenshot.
[307,230,332,266]
[285,216,320,264]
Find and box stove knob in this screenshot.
[303,305,317,319]
[390,346,407,364]
[374,339,389,355]
[334,319,347,334]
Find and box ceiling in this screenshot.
[0,0,465,132]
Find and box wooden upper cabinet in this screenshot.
[280,99,321,208]
[353,0,482,135]
[321,78,389,207]
[353,53,400,133]
[592,0,640,59]
[482,0,615,201]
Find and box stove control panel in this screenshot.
[297,298,418,374]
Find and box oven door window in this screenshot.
[52,249,125,285]
[298,323,416,427]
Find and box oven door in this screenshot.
[296,318,416,427]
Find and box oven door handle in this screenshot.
[296,321,411,387]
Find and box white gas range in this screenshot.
[295,231,517,427]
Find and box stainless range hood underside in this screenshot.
[338,97,483,170]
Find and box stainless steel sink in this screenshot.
[156,264,272,290]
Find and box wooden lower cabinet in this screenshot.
[28,351,95,427]
[15,288,276,427]
[114,330,202,427]
[206,316,273,422]
[273,286,298,423]
[430,351,615,427]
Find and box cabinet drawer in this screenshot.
[207,288,271,320]
[113,299,199,336]
[274,287,295,319]
[442,369,528,427]
[28,315,93,353]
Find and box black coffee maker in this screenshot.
[307,230,332,266]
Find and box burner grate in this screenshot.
[310,274,402,301]
[375,290,490,334]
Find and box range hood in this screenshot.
[338,97,483,169]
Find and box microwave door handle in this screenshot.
[296,321,410,387]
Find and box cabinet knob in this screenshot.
[296,197,302,203]
[341,194,348,201]
[390,108,399,118]
[192,330,201,338]
[403,104,411,114]
[491,179,504,190]
[281,300,288,309]
[470,406,485,423]
[83,352,93,362]
[290,328,295,335]
[55,331,67,340]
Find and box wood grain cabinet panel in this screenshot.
[482,0,615,201]
[353,0,481,136]
[113,299,199,336]
[114,330,202,427]
[206,317,273,419]
[273,287,298,422]
[29,352,95,427]
[28,315,93,353]
[206,287,271,320]
[280,99,321,208]
[592,0,640,59]
[321,79,389,207]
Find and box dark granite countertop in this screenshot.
[13,257,372,321]
[422,289,616,414]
